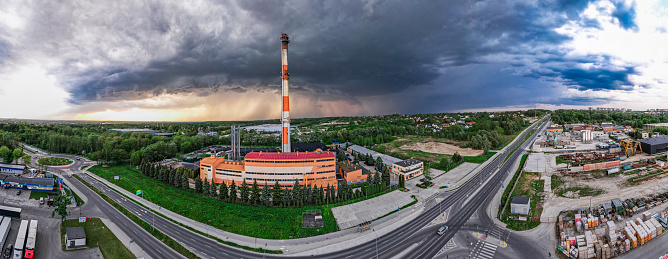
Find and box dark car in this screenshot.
[4,244,12,259]
[16,190,21,195]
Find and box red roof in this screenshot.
[245,152,335,160]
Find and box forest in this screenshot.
[550,110,668,128]
[0,109,545,165]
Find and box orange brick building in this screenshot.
[199,151,338,189]
[337,161,373,184]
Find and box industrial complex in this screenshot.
[200,34,339,189]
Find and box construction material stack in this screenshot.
[624,223,638,248]
[585,230,596,259]
[607,221,617,242]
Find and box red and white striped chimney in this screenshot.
[280,33,291,153]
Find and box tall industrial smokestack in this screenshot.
[281,33,291,153]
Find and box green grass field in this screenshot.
[38,157,73,166]
[89,164,339,239]
[60,218,134,258]
[28,191,49,200]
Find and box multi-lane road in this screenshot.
[26,116,550,259]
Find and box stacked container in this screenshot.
[624,225,638,248]
[650,218,663,235]
[644,220,657,238]
[607,221,617,242]
[637,218,652,240]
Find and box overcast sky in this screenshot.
[1,0,667,121]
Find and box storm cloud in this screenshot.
[0,0,661,120]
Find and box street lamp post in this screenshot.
[263,243,267,259]
[372,229,378,259]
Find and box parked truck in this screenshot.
[0,217,10,252]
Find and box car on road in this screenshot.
[3,244,11,259]
[419,179,426,183]
[437,225,449,236]
[16,190,21,195]
[39,197,44,204]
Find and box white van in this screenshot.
[437,225,449,236]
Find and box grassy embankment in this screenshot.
[73,175,199,259]
[501,169,545,231]
[60,218,134,258]
[89,164,403,240]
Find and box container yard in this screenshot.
[556,193,668,259]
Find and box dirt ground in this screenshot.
[399,141,483,156]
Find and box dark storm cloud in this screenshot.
[1,0,641,115]
[57,0,621,103]
[612,1,639,31]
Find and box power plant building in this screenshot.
[200,151,337,188]
[199,33,341,189]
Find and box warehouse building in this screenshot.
[510,196,531,215]
[0,174,55,192]
[392,159,424,180]
[638,137,668,155]
[0,163,26,174]
[337,161,373,184]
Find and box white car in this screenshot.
[437,225,449,236]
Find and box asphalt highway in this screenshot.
[23,116,549,259]
[24,145,185,259]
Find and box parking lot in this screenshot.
[0,188,102,259]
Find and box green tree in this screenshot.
[194,177,203,194]
[240,181,249,204]
[336,151,346,162]
[219,182,229,201]
[439,157,450,170]
[313,184,321,205]
[0,146,12,164]
[22,154,31,166]
[130,150,142,165]
[51,193,71,225]
[250,179,260,205]
[422,163,432,182]
[260,182,271,206]
[12,148,23,164]
[209,182,218,197]
[399,174,405,188]
[375,157,383,171]
[353,155,359,165]
[202,178,211,196]
[181,173,190,190]
[229,181,237,203]
[282,188,292,207]
[292,179,303,207]
[272,182,282,206]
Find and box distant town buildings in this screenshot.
[107,128,174,137]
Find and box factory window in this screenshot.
[216,168,242,174]
[316,159,335,162]
[201,164,211,168]
[216,172,241,177]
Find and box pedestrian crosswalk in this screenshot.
[471,240,498,259]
